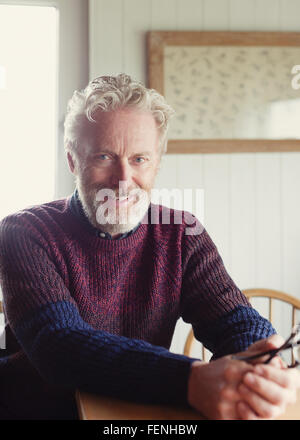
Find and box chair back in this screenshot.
[183,288,300,361]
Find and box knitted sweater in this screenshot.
[0,195,275,419]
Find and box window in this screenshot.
[0,4,58,219]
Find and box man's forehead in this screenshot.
[87,109,160,151]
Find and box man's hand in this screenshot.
[237,363,300,419]
[236,335,300,420]
[187,335,300,420]
[188,356,254,419]
[236,334,286,367]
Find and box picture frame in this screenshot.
[147,31,300,154]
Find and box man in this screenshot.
[0,74,299,420]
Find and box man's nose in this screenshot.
[112,159,132,186]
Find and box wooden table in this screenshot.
[75,389,300,420]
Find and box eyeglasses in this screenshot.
[233,324,300,368]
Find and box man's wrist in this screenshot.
[187,360,207,408]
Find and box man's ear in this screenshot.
[67,152,77,175]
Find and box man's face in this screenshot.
[70,108,161,237]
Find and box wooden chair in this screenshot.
[183,288,300,360]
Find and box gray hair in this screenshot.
[64,73,175,158]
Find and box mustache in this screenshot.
[92,186,144,198]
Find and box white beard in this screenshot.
[76,178,150,236]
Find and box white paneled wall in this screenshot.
[89,0,300,355]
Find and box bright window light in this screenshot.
[264,98,300,139]
[0,5,58,220]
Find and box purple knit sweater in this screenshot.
[0,195,275,419]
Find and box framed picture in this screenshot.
[147,31,300,154]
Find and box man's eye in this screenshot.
[134,157,146,163]
[98,154,110,160]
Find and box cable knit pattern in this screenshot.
[0,196,275,419]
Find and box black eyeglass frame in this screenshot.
[233,326,300,368]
